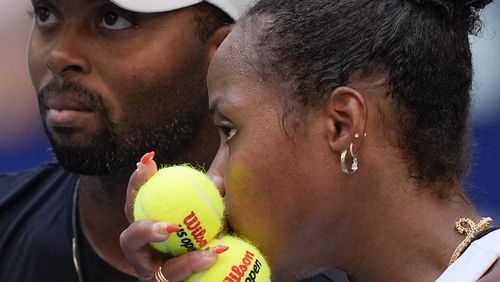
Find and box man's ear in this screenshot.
[325,86,367,153]
[203,25,232,74]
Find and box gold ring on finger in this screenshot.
[154,266,170,282]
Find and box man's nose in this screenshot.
[46,26,91,77]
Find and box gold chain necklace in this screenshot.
[448,217,493,265]
[72,180,84,282]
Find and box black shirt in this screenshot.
[0,163,137,282]
[0,163,339,282]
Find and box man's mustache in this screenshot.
[38,79,102,110]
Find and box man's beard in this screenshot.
[39,69,207,175]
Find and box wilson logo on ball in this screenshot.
[184,211,209,247]
[223,250,264,282]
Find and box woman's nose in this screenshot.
[207,145,228,196]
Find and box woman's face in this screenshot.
[207,23,343,281]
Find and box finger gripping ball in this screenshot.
[133,165,224,256]
[185,235,272,282]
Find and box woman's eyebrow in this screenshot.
[209,96,230,117]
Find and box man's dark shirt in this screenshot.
[0,163,137,282]
[0,163,340,282]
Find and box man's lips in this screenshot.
[44,95,93,111]
[44,96,94,128]
[46,109,94,128]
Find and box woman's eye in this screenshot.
[35,7,58,26]
[222,127,238,141]
[99,12,134,30]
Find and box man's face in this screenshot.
[29,0,211,174]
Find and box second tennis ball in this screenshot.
[185,235,272,282]
[133,165,224,256]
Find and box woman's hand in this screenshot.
[119,152,223,282]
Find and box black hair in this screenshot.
[194,3,234,42]
[246,0,493,198]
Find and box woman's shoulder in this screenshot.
[437,229,500,282]
[479,260,500,282]
[473,228,500,281]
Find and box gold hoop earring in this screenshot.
[340,132,365,174]
[340,148,350,174]
[340,142,358,174]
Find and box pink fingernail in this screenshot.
[214,245,229,254]
[153,223,176,235]
[166,225,181,233]
[140,151,155,165]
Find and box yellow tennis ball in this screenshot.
[185,235,272,282]
[133,165,224,256]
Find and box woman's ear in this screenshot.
[325,86,367,153]
[203,25,232,75]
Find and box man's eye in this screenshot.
[99,12,134,30]
[35,7,58,26]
